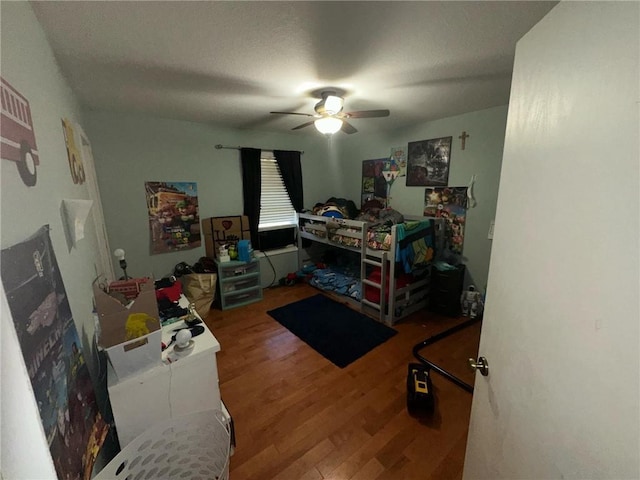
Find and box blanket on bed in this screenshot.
[395,220,435,274]
[309,268,362,300]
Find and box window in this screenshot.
[258,153,297,232]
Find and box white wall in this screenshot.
[1,2,106,477]
[340,106,508,291]
[464,1,639,477]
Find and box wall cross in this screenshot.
[459,131,470,150]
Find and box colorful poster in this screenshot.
[389,146,407,177]
[1,226,108,480]
[424,186,468,254]
[145,181,201,255]
[362,158,391,207]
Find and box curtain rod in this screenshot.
[214,144,304,154]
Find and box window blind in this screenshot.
[258,154,297,232]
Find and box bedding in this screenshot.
[366,229,393,251]
[309,266,362,300]
[311,197,359,219]
[298,211,440,325]
[395,220,435,273]
[365,219,435,267]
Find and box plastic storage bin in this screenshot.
[215,258,263,309]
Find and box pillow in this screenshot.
[316,205,345,218]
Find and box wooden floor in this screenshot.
[204,284,482,480]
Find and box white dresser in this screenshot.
[107,298,222,448]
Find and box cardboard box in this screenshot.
[202,215,251,258]
[108,277,151,300]
[105,329,162,381]
[93,280,162,379]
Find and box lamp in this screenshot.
[113,248,130,280]
[314,117,343,135]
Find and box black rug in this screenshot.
[267,294,397,368]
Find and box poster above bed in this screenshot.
[424,186,468,254]
[407,136,452,186]
[362,153,404,208]
[361,158,388,207]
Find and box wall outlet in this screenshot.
[488,220,495,240]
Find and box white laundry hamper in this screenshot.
[95,409,230,480]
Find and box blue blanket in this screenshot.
[395,220,435,273]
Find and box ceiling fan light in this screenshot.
[314,117,343,135]
[324,95,343,115]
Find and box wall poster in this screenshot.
[362,158,397,207]
[1,226,108,480]
[389,146,407,178]
[145,181,201,255]
[406,136,452,186]
[424,186,469,254]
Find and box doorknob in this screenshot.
[468,356,489,376]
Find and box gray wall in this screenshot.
[0,3,101,477]
[85,107,507,291]
[82,111,339,279]
[339,106,508,291]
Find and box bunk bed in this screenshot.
[297,212,444,326]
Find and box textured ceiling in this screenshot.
[31,1,557,135]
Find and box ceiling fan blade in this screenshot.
[341,120,358,134]
[292,120,315,131]
[270,111,315,117]
[344,109,390,119]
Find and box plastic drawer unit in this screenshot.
[215,258,263,310]
[429,264,465,317]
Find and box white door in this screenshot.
[464,3,639,479]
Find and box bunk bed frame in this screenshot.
[297,212,444,326]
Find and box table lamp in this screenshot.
[113,248,130,280]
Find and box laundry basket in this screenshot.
[95,409,230,480]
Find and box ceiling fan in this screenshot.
[270,91,390,134]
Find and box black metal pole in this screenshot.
[412,317,482,394]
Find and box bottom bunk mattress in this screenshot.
[308,265,362,301]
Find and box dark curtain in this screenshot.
[241,148,261,247]
[274,150,303,212]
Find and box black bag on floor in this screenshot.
[407,362,435,415]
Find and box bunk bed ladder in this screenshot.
[361,252,388,324]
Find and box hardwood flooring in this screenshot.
[204,284,482,480]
